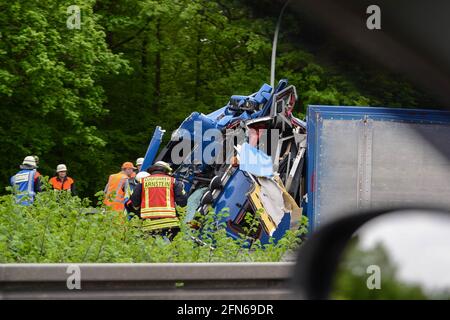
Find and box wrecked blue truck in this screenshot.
[140,80,306,245]
[140,79,450,244]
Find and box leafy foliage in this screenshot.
[0,0,436,198]
[330,238,450,300]
[0,187,306,263]
[0,0,129,195]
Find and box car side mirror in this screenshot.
[291,208,450,299]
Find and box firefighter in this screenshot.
[124,171,151,221]
[135,171,150,183]
[104,162,135,212]
[136,157,144,172]
[49,164,76,194]
[10,156,42,205]
[126,161,187,238]
[128,157,144,195]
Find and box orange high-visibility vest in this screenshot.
[49,176,74,191]
[104,172,129,211]
[140,174,176,219]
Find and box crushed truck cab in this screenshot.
[142,79,450,245]
[143,79,307,245]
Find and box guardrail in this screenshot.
[0,262,295,300]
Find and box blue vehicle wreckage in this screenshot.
[140,79,307,245]
[139,79,450,245]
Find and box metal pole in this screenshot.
[271,0,291,90]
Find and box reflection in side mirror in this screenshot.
[331,210,450,299]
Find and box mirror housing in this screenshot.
[291,207,450,299]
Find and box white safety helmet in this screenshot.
[22,156,37,167]
[136,157,144,166]
[153,161,172,173]
[56,164,67,172]
[136,171,150,183]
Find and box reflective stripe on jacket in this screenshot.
[10,169,36,205]
[104,172,129,211]
[49,176,74,191]
[125,178,136,201]
[140,173,177,219]
[142,217,180,232]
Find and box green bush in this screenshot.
[0,189,307,263]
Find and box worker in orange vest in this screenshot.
[104,162,135,212]
[49,164,76,194]
[126,161,187,238]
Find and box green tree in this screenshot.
[0,0,129,195]
[0,0,435,198]
[332,238,428,299]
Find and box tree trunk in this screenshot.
[154,19,161,113]
[141,35,148,82]
[195,27,202,102]
[141,32,150,107]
